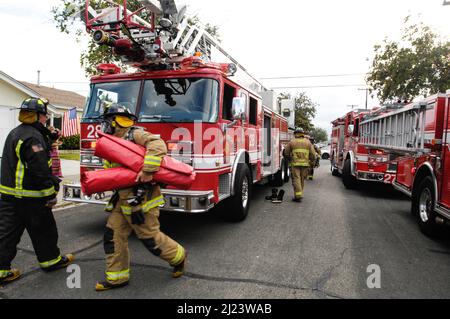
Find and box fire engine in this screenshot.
[359,92,450,236]
[63,0,293,221]
[330,109,397,189]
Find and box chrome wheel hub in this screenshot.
[242,177,249,209]
[419,188,432,223]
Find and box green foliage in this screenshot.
[52,0,221,77]
[278,92,318,133]
[367,16,450,103]
[61,135,80,150]
[310,127,328,143]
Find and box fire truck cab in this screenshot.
[64,61,292,222]
[330,110,396,189]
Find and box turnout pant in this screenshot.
[0,198,61,274]
[291,167,309,199]
[103,205,185,284]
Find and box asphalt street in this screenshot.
[1,161,450,299]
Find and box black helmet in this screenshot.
[103,103,137,121]
[20,98,49,114]
[294,127,306,135]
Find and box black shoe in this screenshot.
[266,189,279,201]
[42,254,75,272]
[0,269,21,286]
[272,190,285,204]
[292,197,302,203]
[95,281,129,292]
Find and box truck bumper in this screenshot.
[63,184,215,214]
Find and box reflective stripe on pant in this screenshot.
[0,198,61,270]
[291,167,309,199]
[104,205,185,284]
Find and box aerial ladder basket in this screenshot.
[359,101,432,155]
[82,0,266,91]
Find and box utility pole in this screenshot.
[358,88,369,110]
[37,70,41,87]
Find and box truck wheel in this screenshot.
[342,158,357,189]
[412,176,441,237]
[284,160,290,183]
[271,159,286,187]
[322,153,330,160]
[331,154,340,177]
[225,164,252,222]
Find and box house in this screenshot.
[0,70,86,155]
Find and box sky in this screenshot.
[0,0,448,133]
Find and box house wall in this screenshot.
[0,80,26,155]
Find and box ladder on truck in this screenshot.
[359,101,432,154]
[82,0,268,92]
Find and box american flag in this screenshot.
[62,108,80,137]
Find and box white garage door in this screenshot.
[0,107,18,157]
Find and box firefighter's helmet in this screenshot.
[20,98,49,115]
[103,103,137,121]
[294,127,306,136]
[102,103,137,133]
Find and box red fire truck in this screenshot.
[360,92,450,236]
[330,109,396,189]
[63,0,292,221]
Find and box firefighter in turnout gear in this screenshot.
[0,98,75,286]
[284,128,317,202]
[96,104,186,292]
[307,137,321,180]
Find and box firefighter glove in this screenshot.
[131,211,146,225]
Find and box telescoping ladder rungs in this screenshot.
[360,102,430,154]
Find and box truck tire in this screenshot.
[342,158,357,189]
[225,164,252,222]
[331,154,340,177]
[322,153,330,160]
[412,176,442,237]
[271,159,286,187]
[284,160,290,183]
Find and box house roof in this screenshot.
[21,81,86,110]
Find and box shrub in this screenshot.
[60,135,80,150]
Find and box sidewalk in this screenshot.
[55,159,80,209]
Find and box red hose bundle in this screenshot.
[81,132,196,195]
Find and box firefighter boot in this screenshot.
[0,269,21,286]
[42,254,75,272]
[95,280,130,292]
[172,253,187,279]
[272,190,285,204]
[265,189,279,201]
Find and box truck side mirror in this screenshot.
[232,97,246,121]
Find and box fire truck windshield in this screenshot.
[139,78,219,123]
[83,81,141,122]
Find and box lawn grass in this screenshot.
[59,151,80,161]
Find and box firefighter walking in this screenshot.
[96,104,186,291]
[284,128,317,202]
[0,98,74,286]
[307,137,321,180]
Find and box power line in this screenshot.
[261,73,367,80]
[270,84,367,90]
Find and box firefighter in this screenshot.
[307,137,322,180]
[96,104,187,292]
[284,128,317,202]
[0,98,75,286]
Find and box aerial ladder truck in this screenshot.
[359,91,450,236]
[63,0,293,222]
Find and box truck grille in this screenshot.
[219,174,231,200]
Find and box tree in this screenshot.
[278,92,318,132]
[310,127,328,143]
[366,16,450,103]
[51,0,221,76]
